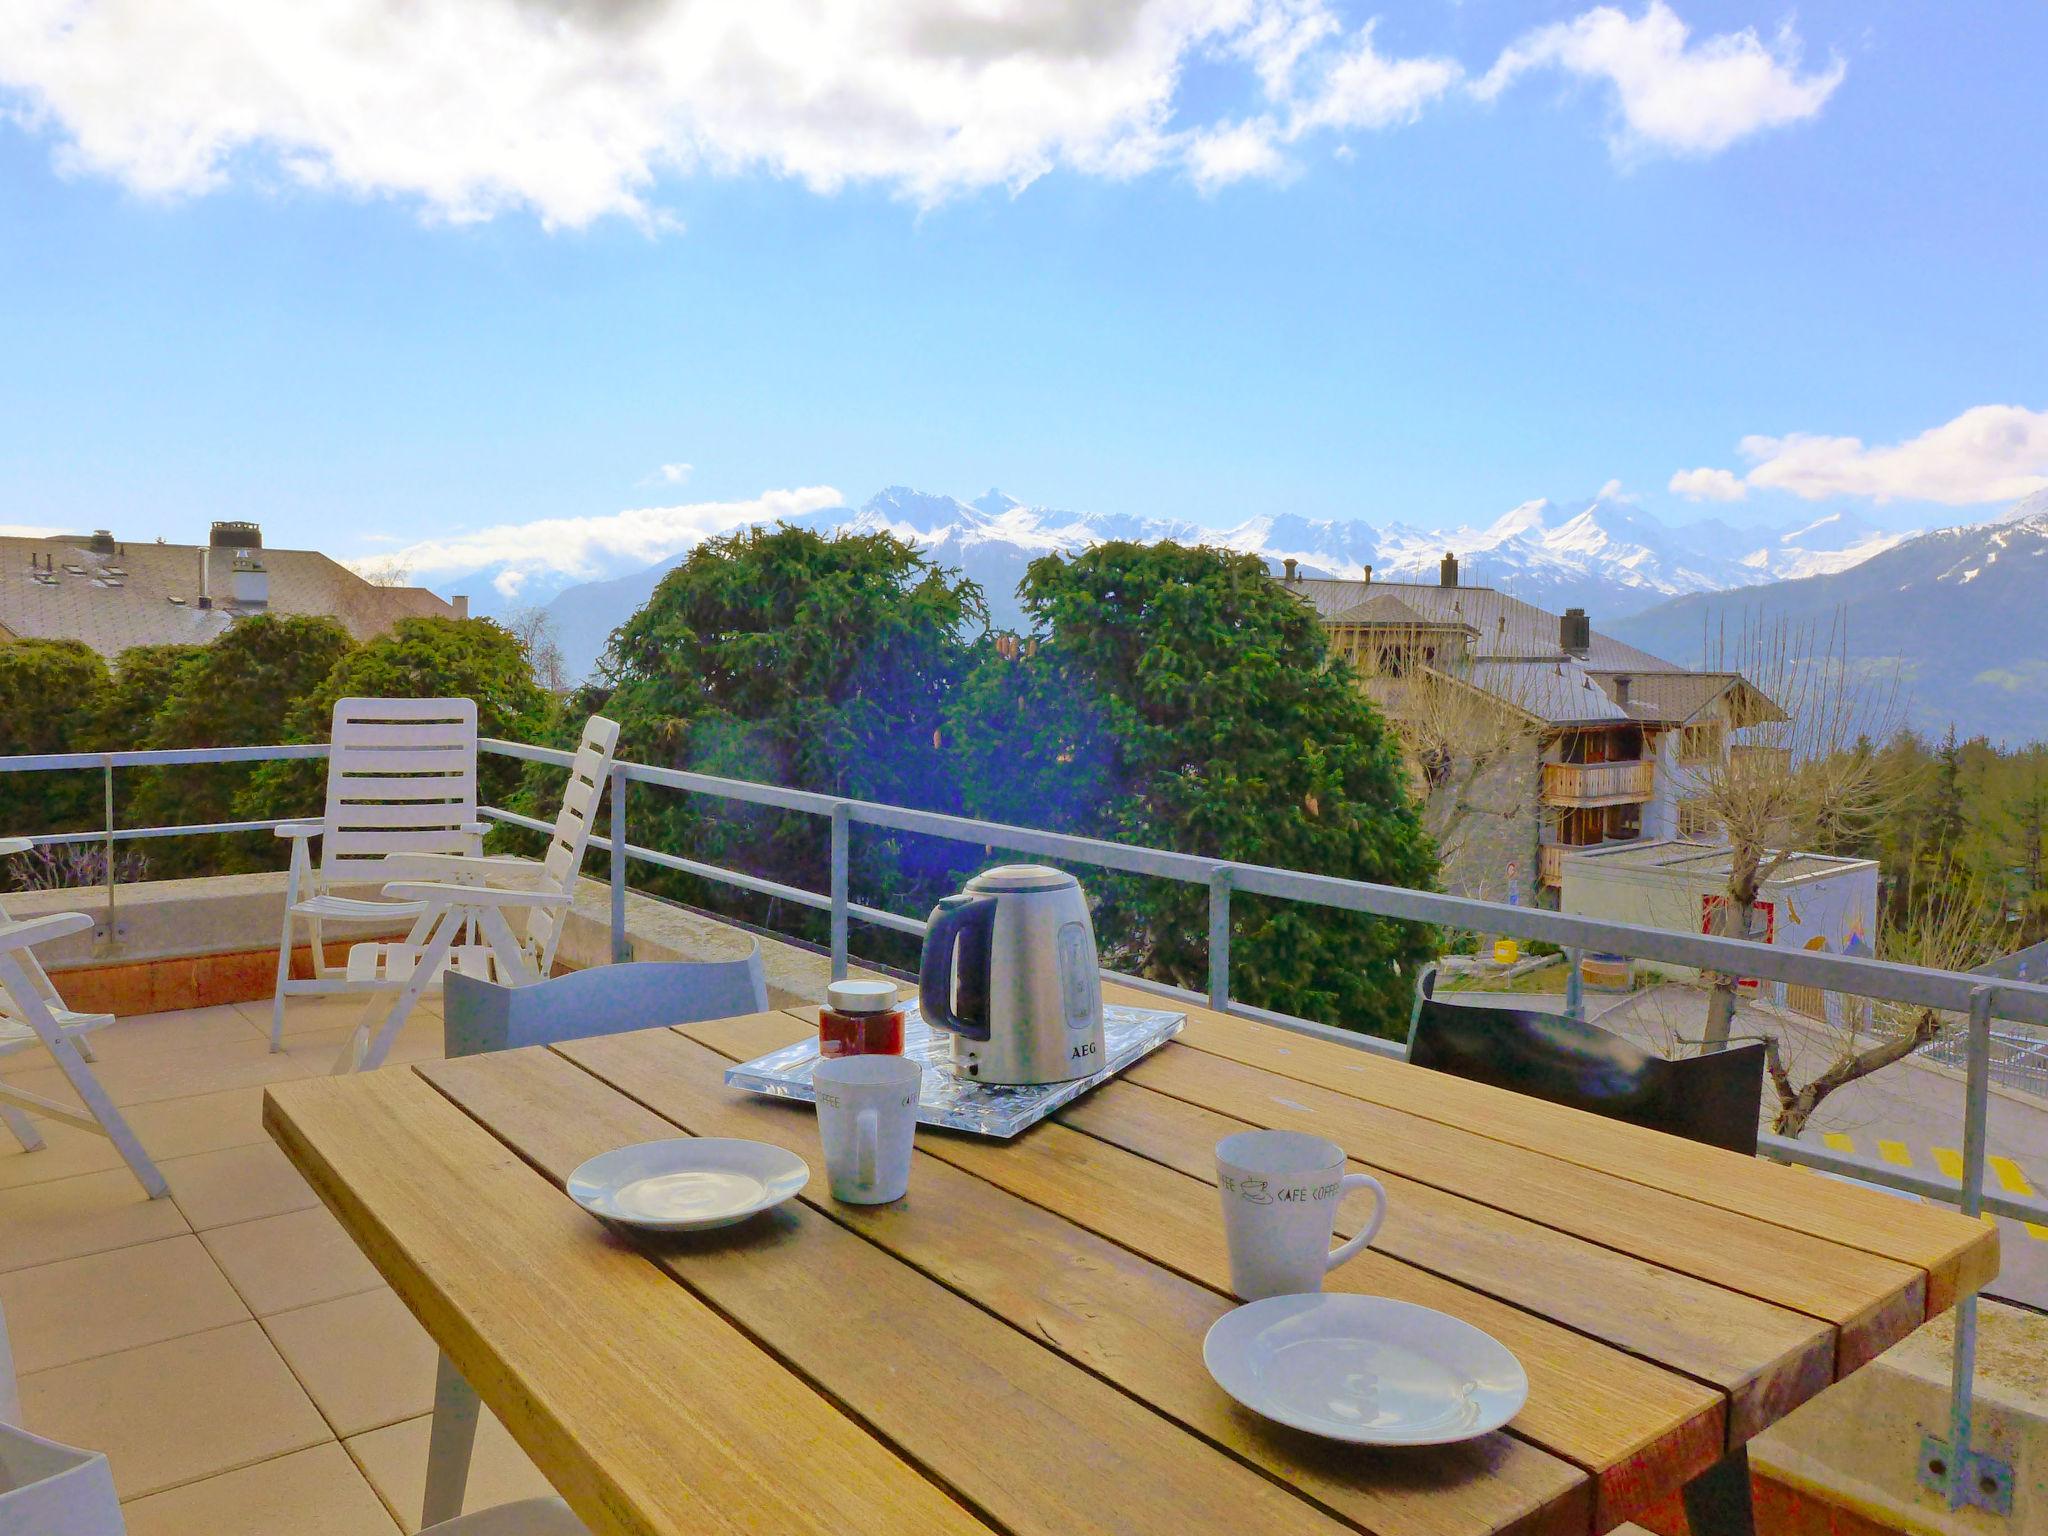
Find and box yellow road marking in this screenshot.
[1933,1147,2034,1235]
[1822,1132,1855,1155]
[1989,1155,2048,1240]
[1878,1139,1913,1167]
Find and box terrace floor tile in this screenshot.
[0,1164,188,1272]
[18,1319,331,1500]
[345,1408,556,1536]
[0,1231,249,1372]
[264,1287,439,1438]
[163,1139,320,1231]
[203,1204,385,1317]
[120,1441,402,1536]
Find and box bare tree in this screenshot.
[506,605,571,694]
[1756,876,2004,1136]
[1340,626,1545,879]
[1689,613,1907,1051]
[355,556,413,588]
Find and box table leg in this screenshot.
[423,1351,480,1528]
[1680,1445,1757,1536]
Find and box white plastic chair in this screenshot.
[442,950,768,1059]
[271,698,484,1051]
[0,914,165,1199]
[0,837,111,1079]
[0,1298,125,1536]
[332,716,619,1073]
[424,1497,585,1534]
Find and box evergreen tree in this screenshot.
[0,640,114,848]
[950,542,1438,1036]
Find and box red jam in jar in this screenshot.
[818,979,905,1059]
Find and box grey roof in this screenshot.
[1324,591,1463,629]
[1460,659,1636,724]
[1568,838,1877,885]
[0,535,452,657]
[1289,577,1685,673]
[1584,669,1745,726]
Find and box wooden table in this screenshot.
[264,989,1998,1536]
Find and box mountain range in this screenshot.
[1607,489,2048,743]
[508,485,1917,683]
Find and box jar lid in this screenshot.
[826,979,898,1014]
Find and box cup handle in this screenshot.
[856,1107,879,1189]
[1325,1172,1387,1274]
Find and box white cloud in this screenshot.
[648,462,694,487]
[1737,405,2048,506]
[354,484,844,593]
[1476,1,1843,158]
[1186,118,1290,192]
[0,2,1840,221]
[1669,466,1748,502]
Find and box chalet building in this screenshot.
[1278,554,1780,905]
[0,521,459,656]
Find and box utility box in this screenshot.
[1558,839,1880,1023]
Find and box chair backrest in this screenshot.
[1408,995,1767,1155]
[521,716,620,976]
[443,951,769,1058]
[0,1428,124,1534]
[1,1295,18,1425]
[319,698,479,885]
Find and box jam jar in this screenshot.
[817,978,906,1059]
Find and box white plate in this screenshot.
[1203,1293,1527,1445]
[566,1138,809,1231]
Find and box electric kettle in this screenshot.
[918,865,1105,1085]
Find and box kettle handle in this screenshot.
[919,895,998,1041]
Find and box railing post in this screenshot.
[1564,947,1584,1021]
[829,803,850,982]
[1207,867,1232,1012]
[99,755,116,952]
[1920,983,2012,1515]
[608,765,629,965]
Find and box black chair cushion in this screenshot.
[1409,996,1766,1156]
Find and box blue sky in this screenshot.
[2,1,2044,596]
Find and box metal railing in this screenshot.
[1,735,2043,1512]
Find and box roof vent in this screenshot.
[1439,552,1458,587]
[1281,557,1298,583]
[210,521,262,550]
[89,530,116,555]
[1560,607,1591,657]
[1612,674,1631,707]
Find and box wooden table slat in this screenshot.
[524,1027,1592,1536]
[691,1013,1726,1532]
[1124,992,1997,1311]
[1121,1042,1925,1369]
[416,1039,1400,1536]
[1058,1080,1834,1445]
[262,1071,994,1536]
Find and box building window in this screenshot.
[1678,799,1717,839]
[1678,721,1724,764]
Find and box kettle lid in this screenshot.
[966,864,1078,894]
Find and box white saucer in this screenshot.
[1203,1293,1527,1445]
[567,1138,809,1231]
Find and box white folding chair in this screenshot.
[0,1299,126,1536]
[271,698,484,1051]
[332,716,619,1073]
[422,1497,585,1534]
[0,915,165,1199]
[0,837,111,1078]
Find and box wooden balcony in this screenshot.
[1541,758,1656,808]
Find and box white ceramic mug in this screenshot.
[813,1055,921,1204]
[1215,1129,1388,1300]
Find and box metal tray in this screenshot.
[724,1001,1185,1138]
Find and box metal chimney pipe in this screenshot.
[198,546,212,609]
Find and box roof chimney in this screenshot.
[1281,558,1298,583]
[1439,552,1458,587]
[231,551,268,607]
[210,520,262,550]
[197,547,212,609]
[1560,607,1590,657]
[1612,673,1631,708]
[451,595,469,619]
[89,530,116,556]
[1362,565,1372,583]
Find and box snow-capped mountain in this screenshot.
[1610,492,2048,742]
[531,483,1926,682]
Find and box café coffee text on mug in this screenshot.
[1215,1129,1387,1301]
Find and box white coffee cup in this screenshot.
[1215,1129,1388,1300]
[813,1055,921,1204]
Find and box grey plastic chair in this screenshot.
[442,949,770,1059]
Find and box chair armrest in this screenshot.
[463,821,493,838]
[376,853,541,884]
[380,882,574,909]
[0,912,94,952]
[273,821,324,840]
